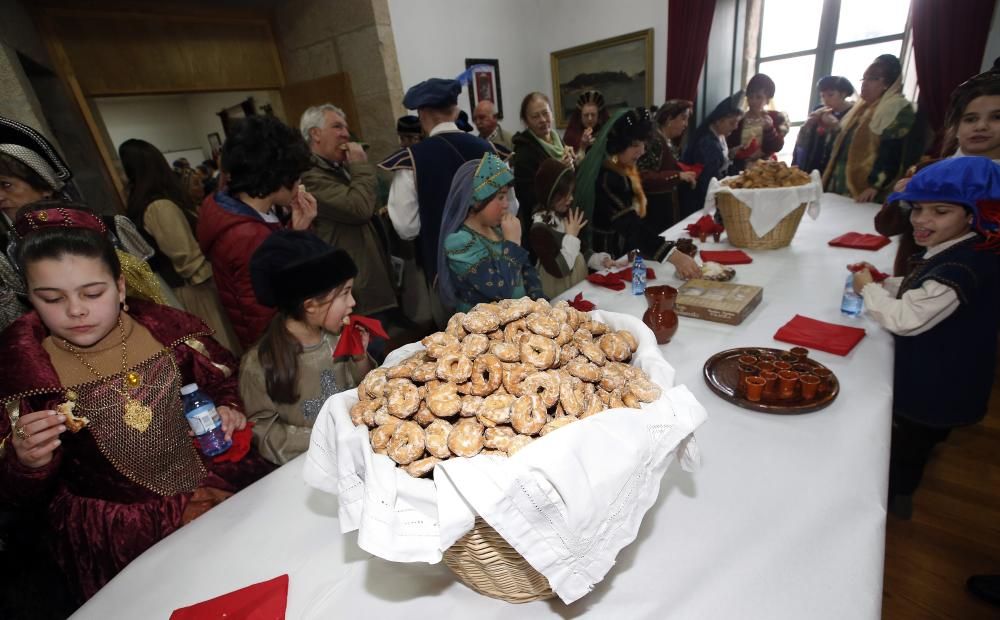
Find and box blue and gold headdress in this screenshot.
[471,153,513,202]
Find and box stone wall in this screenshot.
[274,0,405,161]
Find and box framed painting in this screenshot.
[207,132,222,159]
[465,58,503,119]
[550,29,653,128]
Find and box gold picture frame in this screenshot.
[550,29,654,128]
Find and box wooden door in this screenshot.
[280,73,360,139]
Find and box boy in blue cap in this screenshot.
[851,156,1000,518]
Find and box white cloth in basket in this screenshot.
[705,170,823,237]
[302,310,707,604]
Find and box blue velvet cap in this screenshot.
[403,78,462,110]
[887,157,1000,212]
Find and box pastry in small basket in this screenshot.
[722,160,811,189]
[700,261,736,282]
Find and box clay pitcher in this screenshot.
[643,285,679,344]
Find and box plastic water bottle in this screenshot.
[181,383,231,457]
[840,273,864,317]
[632,250,646,295]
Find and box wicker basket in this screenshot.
[443,518,555,603]
[715,192,806,249]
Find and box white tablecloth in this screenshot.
[73,193,895,619]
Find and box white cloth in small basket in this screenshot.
[706,170,823,237]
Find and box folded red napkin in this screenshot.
[616,267,656,281]
[586,267,655,291]
[213,423,253,463]
[333,315,388,358]
[774,314,866,356]
[828,232,891,251]
[700,250,753,265]
[568,292,596,311]
[170,574,288,620]
[686,215,724,241]
[848,263,890,283]
[677,162,704,177]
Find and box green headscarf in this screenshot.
[574,108,629,223]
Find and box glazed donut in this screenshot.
[621,389,641,409]
[462,310,500,334]
[350,398,385,427]
[598,364,625,392]
[460,395,484,417]
[511,394,547,435]
[573,327,594,345]
[427,382,462,417]
[373,406,396,427]
[387,420,425,465]
[540,415,577,437]
[445,312,467,340]
[559,376,586,416]
[558,343,579,367]
[503,319,528,345]
[580,393,605,418]
[520,334,558,369]
[436,352,474,383]
[489,341,521,362]
[531,298,551,313]
[421,332,461,359]
[410,361,439,383]
[554,323,574,347]
[424,418,453,458]
[519,370,561,407]
[484,425,516,451]
[387,358,420,380]
[478,393,515,427]
[506,434,534,456]
[472,302,502,318]
[467,353,503,396]
[617,330,639,353]
[578,341,607,366]
[499,298,533,324]
[370,419,401,452]
[488,329,504,341]
[622,364,645,381]
[502,362,532,395]
[585,320,610,335]
[565,358,601,383]
[609,390,627,409]
[525,312,560,338]
[386,378,420,418]
[564,308,583,331]
[359,368,388,401]
[447,418,485,457]
[461,333,490,358]
[405,456,441,478]
[628,377,662,402]
[599,333,632,362]
[413,402,436,426]
[597,388,613,406]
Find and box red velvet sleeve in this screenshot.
[762,111,787,156]
[0,396,62,505]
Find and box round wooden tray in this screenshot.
[702,347,839,414]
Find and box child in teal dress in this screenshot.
[438,153,545,312]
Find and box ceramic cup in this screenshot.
[774,361,792,372]
[737,364,758,395]
[777,370,799,399]
[790,347,810,360]
[761,369,779,399]
[800,374,820,400]
[745,376,766,402]
[813,367,833,395]
[738,355,759,367]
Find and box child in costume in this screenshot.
[0,202,272,601]
[852,157,1000,519]
[240,230,377,465]
[528,158,613,298]
[439,153,545,312]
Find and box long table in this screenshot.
[73,193,895,619]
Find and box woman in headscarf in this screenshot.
[638,100,698,231]
[793,76,856,174]
[438,153,544,312]
[576,108,701,279]
[823,54,915,203]
[682,93,745,216]
[119,138,240,353]
[512,92,576,248]
[728,74,789,174]
[562,90,610,154]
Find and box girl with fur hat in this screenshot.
[0,201,272,601]
[239,230,373,465]
[851,157,1000,518]
[728,74,789,174]
[440,153,545,312]
[529,158,614,298]
[576,107,701,279]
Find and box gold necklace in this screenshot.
[61,316,153,433]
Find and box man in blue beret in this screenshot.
[379,78,511,305]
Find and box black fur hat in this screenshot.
[250,230,358,310]
[606,107,653,155]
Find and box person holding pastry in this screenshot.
[0,202,273,602]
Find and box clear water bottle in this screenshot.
[840,273,864,317]
[181,383,231,457]
[631,250,646,295]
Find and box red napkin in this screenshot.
[734,138,759,160]
[700,250,753,265]
[332,315,388,358]
[212,423,253,463]
[677,162,704,177]
[848,263,890,283]
[616,267,656,281]
[586,267,655,291]
[774,314,866,356]
[828,232,891,251]
[568,292,596,311]
[170,574,288,620]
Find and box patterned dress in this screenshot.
[444,225,545,312]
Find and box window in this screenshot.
[755,0,912,162]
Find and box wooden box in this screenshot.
[674,279,763,326]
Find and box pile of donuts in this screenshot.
[350,298,662,478]
[722,160,811,189]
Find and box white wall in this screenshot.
[388,0,667,131]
